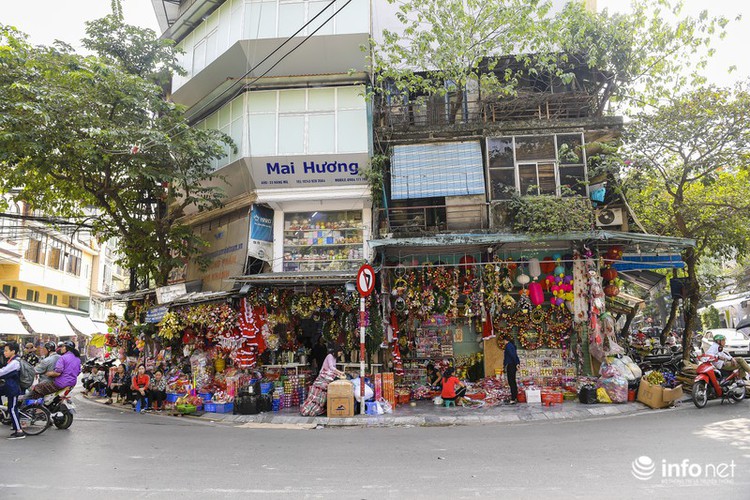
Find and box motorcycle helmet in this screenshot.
[713,334,726,342]
[62,340,76,350]
[43,341,57,352]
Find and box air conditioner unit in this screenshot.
[596,207,624,227]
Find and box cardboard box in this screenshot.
[328,380,353,398]
[637,380,683,409]
[327,396,354,417]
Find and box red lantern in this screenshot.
[601,267,618,282]
[529,282,545,306]
[540,256,556,275]
[459,255,476,268]
[604,283,620,297]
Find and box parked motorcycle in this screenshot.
[692,355,746,408]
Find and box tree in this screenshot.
[371,0,559,121]
[625,85,750,361]
[0,20,232,288]
[553,0,733,115]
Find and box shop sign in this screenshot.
[187,218,249,291]
[250,153,369,189]
[247,204,274,263]
[145,305,169,324]
[155,283,187,305]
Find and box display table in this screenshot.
[337,362,383,375]
[263,363,306,376]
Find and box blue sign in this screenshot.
[250,205,273,242]
[145,305,169,324]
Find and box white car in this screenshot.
[701,329,750,357]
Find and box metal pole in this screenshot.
[359,296,366,414]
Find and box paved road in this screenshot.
[1,393,749,499]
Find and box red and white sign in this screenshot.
[356,264,376,297]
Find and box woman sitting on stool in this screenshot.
[440,367,466,406]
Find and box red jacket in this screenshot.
[131,374,150,391]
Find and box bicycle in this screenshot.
[0,397,52,436]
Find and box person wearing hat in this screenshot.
[23,342,39,367]
[34,341,61,386]
[28,340,81,398]
[706,334,750,379]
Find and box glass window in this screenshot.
[283,210,363,272]
[515,136,556,161]
[308,0,335,35]
[560,165,586,196]
[490,169,516,200]
[278,2,306,37]
[337,109,367,153]
[488,137,514,168]
[279,89,306,112]
[558,134,583,165]
[278,115,305,154]
[246,2,277,39]
[308,113,335,153]
[309,88,335,111]
[248,114,277,156]
[248,91,276,113]
[337,86,364,109]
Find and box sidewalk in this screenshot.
[187,396,691,428]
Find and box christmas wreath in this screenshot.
[433,289,451,314]
[518,325,544,350]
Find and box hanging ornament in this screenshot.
[540,256,556,275]
[529,281,544,306]
[528,258,541,280]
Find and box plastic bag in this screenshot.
[351,377,374,402]
[596,387,612,403]
[599,363,619,379]
[578,385,598,404]
[433,396,443,406]
[622,356,642,379]
[378,397,393,414]
[610,358,635,381]
[597,375,628,403]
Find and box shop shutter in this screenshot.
[390,141,486,199]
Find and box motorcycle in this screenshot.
[692,355,746,408]
[0,399,51,435]
[41,387,76,429]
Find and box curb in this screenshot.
[80,392,692,429]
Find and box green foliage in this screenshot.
[508,195,593,234]
[701,306,721,330]
[362,154,387,207]
[0,21,233,287]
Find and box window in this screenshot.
[26,289,39,302]
[283,210,363,272]
[487,133,588,199]
[2,284,10,296]
[24,232,45,264]
[66,248,82,276]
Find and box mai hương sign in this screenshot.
[250,154,369,189]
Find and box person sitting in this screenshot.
[83,366,107,395]
[34,342,60,387]
[23,342,39,367]
[707,334,750,380]
[28,341,81,399]
[105,364,130,405]
[147,369,168,411]
[130,364,150,412]
[426,363,442,390]
[440,367,467,406]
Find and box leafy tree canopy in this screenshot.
[0,19,233,287]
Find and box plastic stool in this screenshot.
[444,399,456,408]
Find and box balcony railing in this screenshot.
[378,202,490,236]
[375,91,597,130]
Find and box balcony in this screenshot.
[375,91,598,132]
[378,202,490,237]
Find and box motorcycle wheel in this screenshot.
[730,384,746,402]
[54,408,74,430]
[692,381,709,408]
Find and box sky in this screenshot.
[1,0,748,87]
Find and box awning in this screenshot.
[391,141,486,199]
[613,254,684,271]
[370,231,695,252]
[618,270,667,291]
[0,312,30,335]
[93,322,110,334]
[66,315,100,337]
[232,270,357,286]
[20,309,76,337]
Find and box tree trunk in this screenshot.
[660,270,680,345]
[681,248,700,362]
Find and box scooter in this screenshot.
[692,355,746,408]
[40,387,75,429]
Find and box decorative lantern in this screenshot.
[604,283,620,297]
[529,282,544,306]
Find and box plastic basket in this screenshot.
[176,404,197,414]
[198,392,213,402]
[260,382,274,394]
[166,393,186,403]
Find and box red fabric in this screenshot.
[482,309,494,339]
[233,299,268,368]
[441,376,461,399]
[131,374,150,391]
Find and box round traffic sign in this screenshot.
[356,264,376,297]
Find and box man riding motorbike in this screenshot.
[705,334,750,380]
[34,342,61,386]
[27,341,81,399]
